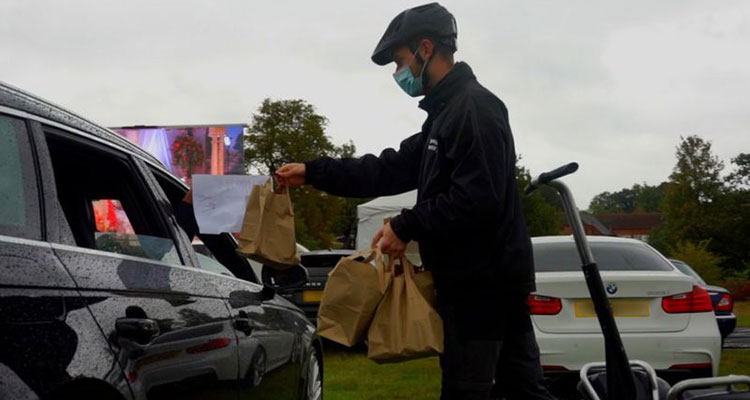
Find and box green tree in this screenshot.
[717,153,750,276]
[659,135,725,245]
[244,98,356,249]
[727,153,750,188]
[668,240,723,285]
[632,182,666,212]
[516,163,563,236]
[589,188,636,214]
[245,99,335,174]
[588,183,665,214]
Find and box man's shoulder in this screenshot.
[447,77,506,112]
[466,80,507,113]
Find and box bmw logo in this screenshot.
[606,283,618,295]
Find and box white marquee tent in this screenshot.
[356,190,421,264]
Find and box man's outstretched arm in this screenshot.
[276,132,424,198]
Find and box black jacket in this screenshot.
[305,62,535,306]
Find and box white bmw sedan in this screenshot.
[530,236,721,388]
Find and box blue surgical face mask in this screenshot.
[393,47,428,97]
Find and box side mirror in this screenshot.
[261,264,308,291]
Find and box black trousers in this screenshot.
[438,304,556,400]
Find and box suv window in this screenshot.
[91,199,180,263]
[0,115,41,240]
[45,131,182,265]
[195,250,236,277]
[150,168,257,283]
[534,241,674,272]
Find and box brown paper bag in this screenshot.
[236,180,300,269]
[317,248,388,346]
[378,217,434,306]
[367,256,443,363]
[412,266,437,308]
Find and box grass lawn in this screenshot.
[323,349,750,399]
[323,302,750,399]
[721,300,750,376]
[720,349,750,376]
[735,300,750,328]
[323,349,441,400]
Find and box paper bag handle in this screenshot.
[346,247,376,263]
[263,178,294,215]
[399,256,416,280]
[375,247,395,293]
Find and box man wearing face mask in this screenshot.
[277,3,555,400]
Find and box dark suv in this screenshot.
[0,82,323,400]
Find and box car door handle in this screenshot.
[116,318,160,343]
[234,317,254,335]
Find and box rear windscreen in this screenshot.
[533,241,674,272]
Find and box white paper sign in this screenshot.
[192,174,270,234]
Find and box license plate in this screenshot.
[574,299,650,318]
[303,290,324,303]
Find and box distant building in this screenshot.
[562,212,663,242]
[110,124,247,182]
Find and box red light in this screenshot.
[662,286,714,314]
[186,338,232,354]
[714,293,733,313]
[528,295,562,315]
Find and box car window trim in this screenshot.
[132,158,200,268]
[42,126,188,266]
[24,119,47,240]
[26,119,73,245]
[0,105,174,181]
[44,127,160,234]
[49,241,264,291]
[0,112,43,240]
[0,233,55,249]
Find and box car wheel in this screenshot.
[249,348,266,387]
[304,351,323,400]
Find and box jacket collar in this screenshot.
[418,61,475,115]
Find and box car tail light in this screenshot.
[714,293,733,313]
[661,286,714,314]
[186,338,232,354]
[528,295,562,315]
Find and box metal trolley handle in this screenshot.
[526,162,639,400]
[579,361,660,400]
[525,162,578,195]
[666,375,750,400]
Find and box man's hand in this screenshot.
[275,163,306,188]
[371,222,407,258]
[182,189,193,205]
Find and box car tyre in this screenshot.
[304,351,323,400]
[248,348,266,387]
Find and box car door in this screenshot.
[212,273,303,400]
[0,114,112,400]
[147,167,306,400]
[40,127,241,400]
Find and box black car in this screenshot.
[0,82,323,400]
[670,259,737,340]
[280,250,354,324]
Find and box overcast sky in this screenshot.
[2,0,749,208]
